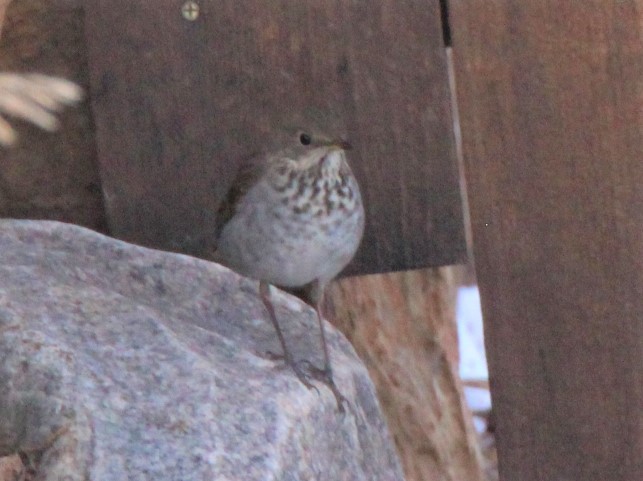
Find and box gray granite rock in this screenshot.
[0,219,404,481]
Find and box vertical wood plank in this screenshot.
[328,268,484,481]
[84,0,466,275]
[0,0,107,232]
[450,1,642,480]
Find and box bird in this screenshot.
[213,115,365,411]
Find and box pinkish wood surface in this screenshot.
[450,1,643,480]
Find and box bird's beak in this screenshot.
[329,139,353,151]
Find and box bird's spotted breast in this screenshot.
[217,147,364,288]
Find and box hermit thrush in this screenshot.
[214,118,364,411]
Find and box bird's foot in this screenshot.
[266,353,348,412]
[266,351,319,394]
[306,364,349,414]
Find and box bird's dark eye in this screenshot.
[299,133,312,145]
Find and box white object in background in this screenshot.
[457,286,492,432]
[0,73,83,146]
[457,286,488,380]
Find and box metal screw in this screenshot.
[181,1,200,21]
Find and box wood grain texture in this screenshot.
[450,1,642,480]
[327,268,484,481]
[0,0,9,34]
[84,0,466,275]
[0,0,107,232]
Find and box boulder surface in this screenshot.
[0,219,403,481]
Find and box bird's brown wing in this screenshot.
[214,153,267,241]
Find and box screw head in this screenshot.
[181,1,200,21]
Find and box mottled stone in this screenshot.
[0,219,403,481]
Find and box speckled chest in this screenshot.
[216,157,364,286]
[271,162,362,226]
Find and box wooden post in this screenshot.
[450,1,642,480]
[328,268,484,481]
[0,0,107,232]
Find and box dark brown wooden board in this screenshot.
[84,0,466,276]
[0,1,107,232]
[450,1,642,480]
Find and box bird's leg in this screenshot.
[307,281,348,413]
[259,281,317,392]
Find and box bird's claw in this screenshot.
[265,353,348,413]
[307,365,349,414]
[265,351,320,394]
